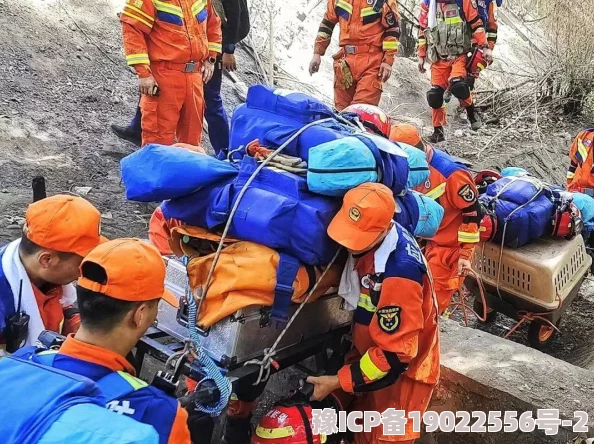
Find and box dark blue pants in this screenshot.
[130,61,229,154]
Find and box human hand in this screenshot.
[306,375,341,401]
[309,54,322,75]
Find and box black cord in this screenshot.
[16,280,23,313]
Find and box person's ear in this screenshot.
[37,251,53,269]
[131,303,147,329]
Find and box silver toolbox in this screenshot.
[157,257,353,367]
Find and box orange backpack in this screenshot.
[170,227,344,328]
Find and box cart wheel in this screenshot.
[472,298,496,323]
[527,321,559,350]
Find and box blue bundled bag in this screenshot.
[121,144,238,202]
[480,177,555,247]
[307,137,378,196]
[399,143,430,188]
[395,190,444,238]
[354,133,410,197]
[229,86,355,162]
[164,157,341,265]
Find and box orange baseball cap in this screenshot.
[25,194,107,257]
[78,238,179,307]
[328,183,396,251]
[390,123,424,149]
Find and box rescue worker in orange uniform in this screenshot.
[391,124,482,314]
[443,0,499,103]
[307,183,440,444]
[309,0,401,111]
[418,0,491,143]
[567,128,594,194]
[16,239,198,443]
[0,195,106,355]
[120,0,222,146]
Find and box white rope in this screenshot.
[193,118,336,319]
[243,248,342,385]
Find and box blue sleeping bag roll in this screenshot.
[229,86,355,162]
[480,177,555,247]
[307,137,379,196]
[163,157,341,265]
[395,190,444,238]
[399,144,430,188]
[121,144,238,202]
[354,133,410,197]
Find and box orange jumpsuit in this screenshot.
[567,129,594,193]
[418,0,487,128]
[120,0,222,146]
[337,224,439,443]
[413,146,481,315]
[314,0,401,110]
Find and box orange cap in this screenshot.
[390,123,423,148]
[25,194,106,257]
[328,183,396,251]
[78,238,179,307]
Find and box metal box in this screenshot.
[157,258,353,368]
[471,235,592,311]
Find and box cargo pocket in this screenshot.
[140,99,159,138]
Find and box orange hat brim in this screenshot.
[74,235,110,257]
[161,288,180,308]
[328,217,383,252]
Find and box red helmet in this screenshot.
[466,47,487,78]
[552,202,583,239]
[474,169,502,195]
[341,104,391,138]
[479,205,498,242]
[251,403,325,444]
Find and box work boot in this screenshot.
[110,124,141,147]
[443,89,452,104]
[466,105,483,131]
[221,416,252,444]
[428,126,446,143]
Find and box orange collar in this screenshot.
[59,335,136,376]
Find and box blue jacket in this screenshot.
[0,245,16,332]
[0,348,159,444]
[15,345,184,444]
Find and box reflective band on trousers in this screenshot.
[426,182,446,200]
[360,351,388,381]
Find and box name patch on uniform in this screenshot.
[377,305,401,334]
[458,184,476,203]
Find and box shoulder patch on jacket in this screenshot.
[377,305,401,334]
[386,11,396,25]
[458,184,476,202]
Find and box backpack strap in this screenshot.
[96,371,149,403]
[271,253,300,323]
